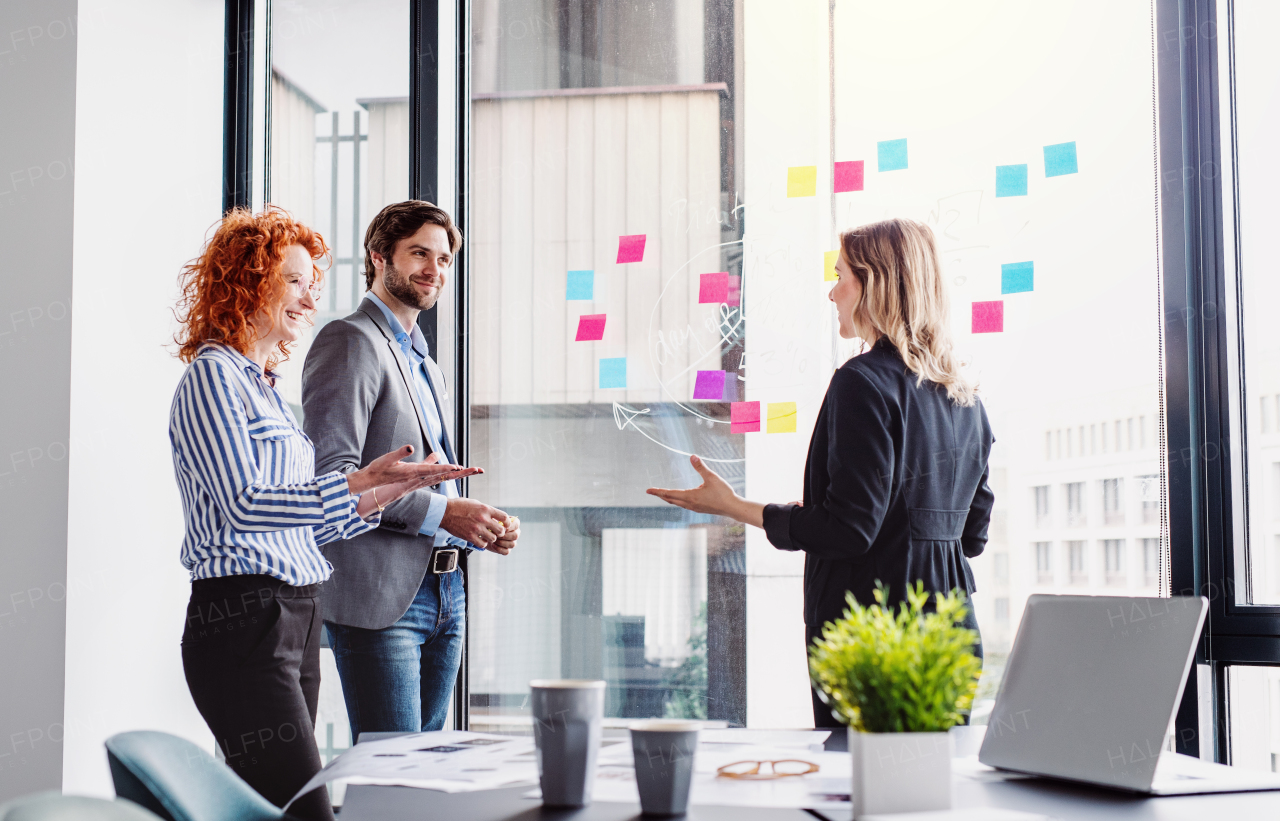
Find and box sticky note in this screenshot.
[824,250,840,282]
[730,401,761,433]
[787,166,817,197]
[699,272,730,303]
[834,160,864,192]
[1001,261,1034,294]
[878,139,908,172]
[767,402,797,433]
[726,275,741,307]
[575,314,606,341]
[995,164,1028,197]
[566,270,594,300]
[1044,141,1078,177]
[972,301,1004,333]
[599,357,626,389]
[693,370,726,400]
[617,234,646,264]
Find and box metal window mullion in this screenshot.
[330,111,341,312]
[352,109,362,310]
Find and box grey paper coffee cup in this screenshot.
[530,679,606,807]
[630,720,700,816]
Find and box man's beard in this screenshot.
[383,259,439,311]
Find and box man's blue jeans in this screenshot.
[326,569,464,740]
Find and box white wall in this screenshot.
[62,0,224,796]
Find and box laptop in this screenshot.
[978,594,1280,794]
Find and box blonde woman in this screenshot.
[647,218,994,728]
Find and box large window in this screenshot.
[461,0,1165,727]
[217,0,1280,764]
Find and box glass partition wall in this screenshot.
[462,0,1166,730]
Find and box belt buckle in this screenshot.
[432,548,460,574]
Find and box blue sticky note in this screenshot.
[599,357,626,389]
[566,270,594,300]
[1001,261,1034,294]
[1044,141,1078,177]
[877,138,908,172]
[995,164,1028,197]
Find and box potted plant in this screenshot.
[809,582,982,816]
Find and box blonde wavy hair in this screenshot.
[840,218,976,406]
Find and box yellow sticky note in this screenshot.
[787,166,817,197]
[824,249,839,282]
[767,402,797,433]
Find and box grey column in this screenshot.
[0,0,77,800]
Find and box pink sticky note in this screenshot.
[726,275,741,307]
[575,313,607,341]
[699,272,730,303]
[834,160,865,193]
[972,301,1004,333]
[693,370,726,400]
[731,401,761,433]
[617,234,646,263]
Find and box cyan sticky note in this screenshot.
[767,402,797,433]
[693,370,726,400]
[824,250,839,282]
[575,314,606,341]
[787,166,817,197]
[834,160,864,192]
[878,139,908,172]
[617,234,646,264]
[566,270,594,300]
[995,164,1028,197]
[972,301,1004,333]
[730,401,760,433]
[599,357,626,389]
[1001,261,1034,294]
[1044,141,1078,177]
[699,272,730,303]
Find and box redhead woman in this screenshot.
[648,218,993,728]
[169,207,482,819]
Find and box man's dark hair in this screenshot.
[363,200,463,288]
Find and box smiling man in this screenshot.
[301,200,518,738]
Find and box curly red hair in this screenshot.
[175,206,329,368]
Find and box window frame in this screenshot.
[1157,0,1280,762]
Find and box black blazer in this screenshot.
[762,339,994,628]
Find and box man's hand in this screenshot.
[440,497,512,553]
[491,515,520,555]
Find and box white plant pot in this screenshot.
[849,729,952,817]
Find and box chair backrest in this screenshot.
[104,731,286,821]
[0,792,163,821]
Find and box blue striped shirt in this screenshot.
[169,343,378,585]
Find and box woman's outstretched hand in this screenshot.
[347,446,482,497]
[646,455,764,527]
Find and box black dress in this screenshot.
[761,338,995,727]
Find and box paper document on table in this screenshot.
[530,742,853,810]
[699,729,831,748]
[284,731,540,810]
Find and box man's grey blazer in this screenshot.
[301,297,454,630]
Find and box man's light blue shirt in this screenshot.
[366,291,472,550]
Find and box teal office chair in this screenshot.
[0,792,162,821]
[105,731,298,821]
